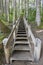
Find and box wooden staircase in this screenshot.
[10,19,34,63]
[3,18,41,65]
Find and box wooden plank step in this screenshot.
[10,51,34,61]
[14,41,29,44]
[14,44,30,51]
[16,34,27,36]
[17,32,26,34]
[17,32,26,33]
[16,35,27,37]
[18,27,25,29]
[15,37,28,39]
[18,29,26,30]
[15,39,28,41]
[18,28,25,30]
[18,30,26,32]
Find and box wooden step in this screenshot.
[15,37,28,39]
[18,29,25,31]
[18,28,25,30]
[14,41,29,45]
[16,34,27,36]
[16,35,27,37]
[18,30,26,32]
[14,44,30,51]
[10,51,34,61]
[17,32,26,34]
[19,26,24,27]
[15,39,28,41]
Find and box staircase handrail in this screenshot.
[6,17,20,48]
[23,17,36,46]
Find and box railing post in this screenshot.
[4,46,10,64]
[13,25,16,45]
[3,38,10,64]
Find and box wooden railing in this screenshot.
[23,18,42,61]
[3,17,20,64]
[6,17,20,48]
[23,17,36,46]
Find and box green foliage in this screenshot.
[28,8,36,22]
[9,13,13,23]
[36,7,43,29]
[0,4,43,29]
[0,33,5,43]
[9,8,13,23]
[0,13,6,21]
[20,9,24,18]
[0,20,11,34]
[41,8,43,22]
[1,19,9,26]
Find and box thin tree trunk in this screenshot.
[1,0,3,16]
[21,0,23,11]
[24,0,26,18]
[36,0,41,26]
[0,0,1,10]
[5,0,9,22]
[26,0,29,18]
[13,0,17,24]
[17,0,20,18]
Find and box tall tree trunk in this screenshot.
[0,0,1,10]
[0,0,3,16]
[24,0,26,18]
[13,0,17,24]
[5,0,9,22]
[26,0,29,19]
[21,0,23,11]
[19,0,20,17]
[36,0,41,26]
[17,0,20,18]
